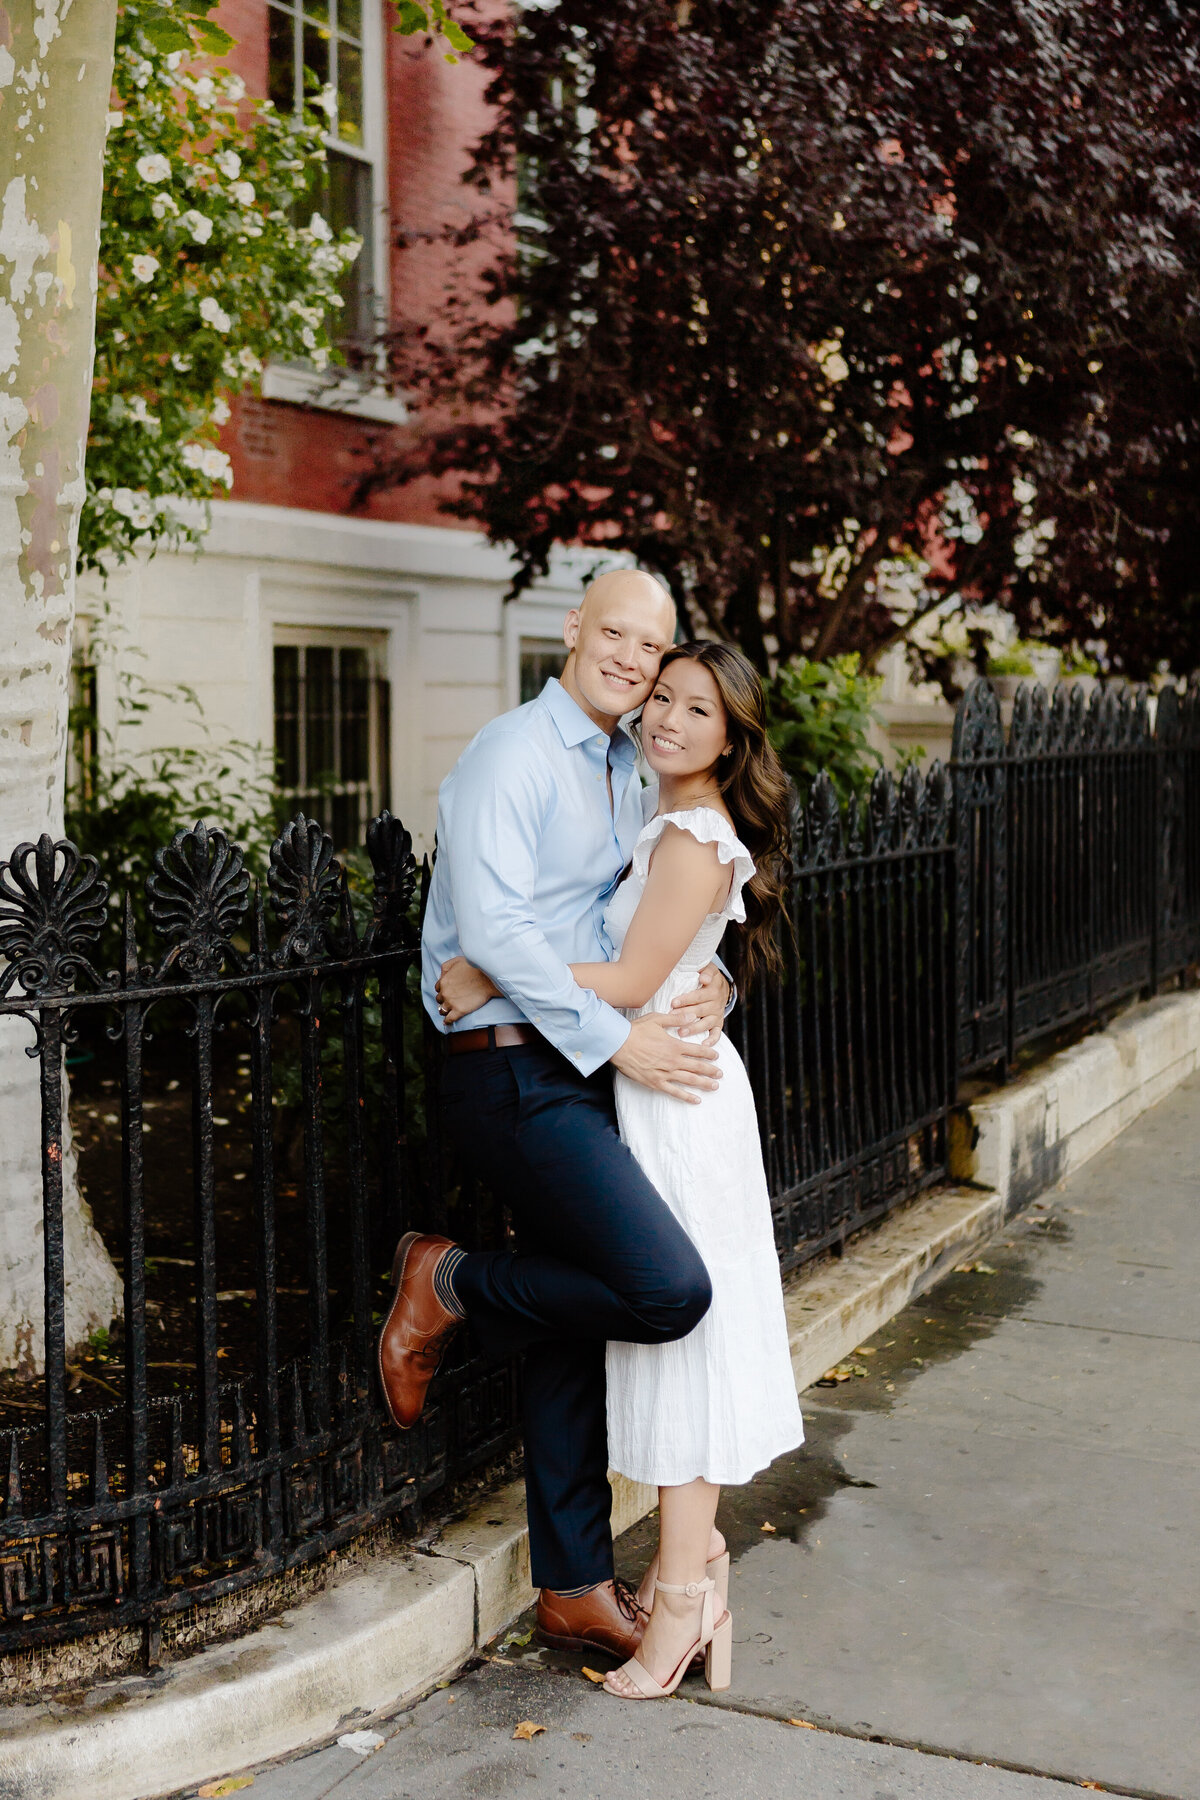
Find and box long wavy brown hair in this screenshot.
[654,641,792,985]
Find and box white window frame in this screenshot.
[255,575,419,843]
[261,0,402,422]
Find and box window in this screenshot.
[519,638,568,704]
[267,0,379,352]
[273,638,391,851]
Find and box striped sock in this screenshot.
[433,1245,467,1319]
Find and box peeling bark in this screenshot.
[0,0,121,1370]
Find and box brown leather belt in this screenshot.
[444,1023,541,1055]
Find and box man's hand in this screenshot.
[670,962,731,1046]
[436,955,502,1024]
[610,1014,722,1103]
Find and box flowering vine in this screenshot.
[85,3,362,572]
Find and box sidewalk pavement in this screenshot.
[225,1070,1200,1800]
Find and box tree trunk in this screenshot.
[0,0,121,1371]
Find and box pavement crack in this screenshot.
[685,1694,1184,1800]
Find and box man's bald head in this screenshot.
[578,567,676,629]
[559,568,677,732]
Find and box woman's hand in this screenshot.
[435,956,502,1025]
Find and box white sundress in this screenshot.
[603,806,805,1488]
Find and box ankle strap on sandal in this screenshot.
[654,1575,716,1597]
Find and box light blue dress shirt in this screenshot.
[421,678,642,1075]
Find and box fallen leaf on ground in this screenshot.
[446,1694,456,1704]
[197,1781,254,1797]
[581,1667,607,1684]
[788,1719,816,1729]
[817,1362,868,1384]
[513,1720,546,1740]
[760,1521,777,1533]
[955,1261,997,1275]
[337,1731,385,1756]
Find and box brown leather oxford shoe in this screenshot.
[535,1579,648,1660]
[377,1232,460,1429]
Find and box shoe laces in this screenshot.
[613,1577,648,1624]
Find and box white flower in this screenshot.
[201,447,233,485]
[131,254,160,283]
[165,51,185,72]
[171,352,193,373]
[340,238,362,265]
[241,220,263,238]
[230,180,256,206]
[308,212,333,242]
[209,397,231,426]
[224,74,246,103]
[112,329,127,345]
[151,193,179,220]
[105,110,124,134]
[288,300,323,326]
[181,442,208,471]
[238,347,262,374]
[222,354,240,381]
[312,346,329,371]
[111,488,155,529]
[191,75,217,105]
[301,327,318,351]
[136,153,171,185]
[215,150,242,179]
[181,209,214,244]
[199,296,232,333]
[127,395,160,428]
[314,86,337,119]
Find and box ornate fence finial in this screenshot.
[366,811,418,950]
[865,766,896,854]
[268,816,341,962]
[951,677,1004,763]
[0,837,108,998]
[148,822,250,978]
[920,761,952,844]
[803,771,843,867]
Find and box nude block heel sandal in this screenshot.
[603,1575,733,1700]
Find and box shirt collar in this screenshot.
[541,677,636,762]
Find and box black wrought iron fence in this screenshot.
[953,677,1200,1074]
[0,674,1197,1654]
[0,814,519,1655]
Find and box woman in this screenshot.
[437,641,803,1701]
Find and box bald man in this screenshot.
[378,569,731,1659]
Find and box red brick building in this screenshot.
[80,1,589,848]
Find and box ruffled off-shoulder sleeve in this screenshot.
[631,807,756,923]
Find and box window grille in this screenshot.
[273,641,390,850]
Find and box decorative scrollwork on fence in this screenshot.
[366,810,419,951]
[0,837,108,998]
[951,677,1004,765]
[148,822,250,978]
[801,771,843,866]
[268,816,342,962]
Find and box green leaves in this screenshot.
[391,0,474,59]
[138,0,234,56]
[765,655,883,804]
[86,4,362,573]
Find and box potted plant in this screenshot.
[986,644,1036,701]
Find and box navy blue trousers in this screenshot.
[440,1042,712,1591]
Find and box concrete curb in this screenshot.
[952,989,1200,1212]
[3,988,1195,1800]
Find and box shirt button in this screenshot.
[574,1052,582,1061]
